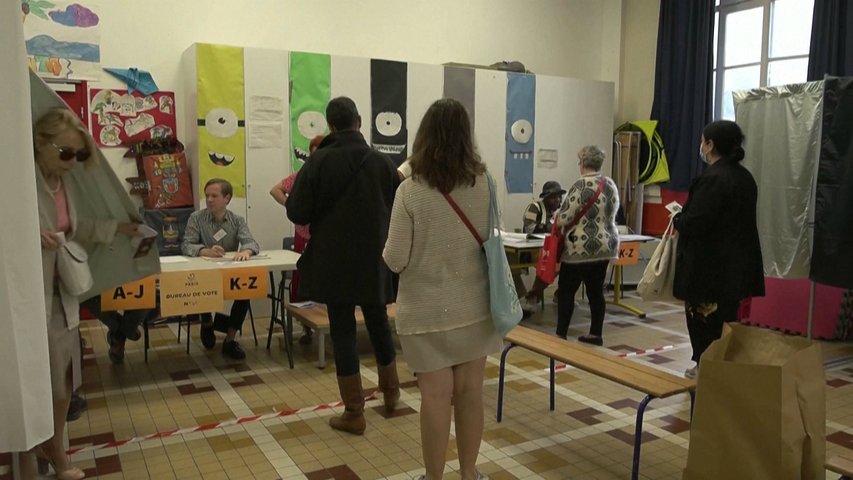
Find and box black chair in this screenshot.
[266,237,295,366]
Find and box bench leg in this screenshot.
[549,358,556,412]
[144,317,149,363]
[496,342,518,422]
[266,271,280,350]
[689,390,696,421]
[631,395,653,480]
[317,332,326,369]
[282,309,294,369]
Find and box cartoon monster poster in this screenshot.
[370,59,407,166]
[196,43,246,198]
[505,73,535,194]
[289,52,330,173]
[23,1,101,80]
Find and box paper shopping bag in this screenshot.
[683,324,825,480]
[638,217,677,301]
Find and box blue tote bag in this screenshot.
[443,174,523,337]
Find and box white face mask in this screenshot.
[699,145,710,164]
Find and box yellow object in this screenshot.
[222,266,270,300]
[159,270,224,317]
[196,44,246,198]
[100,275,157,311]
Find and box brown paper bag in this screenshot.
[683,324,825,480]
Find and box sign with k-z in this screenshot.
[614,241,641,266]
[222,267,269,300]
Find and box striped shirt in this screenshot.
[181,209,260,257]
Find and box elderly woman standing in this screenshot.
[555,145,620,345]
[30,109,140,479]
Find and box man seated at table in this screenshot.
[182,178,260,360]
[515,181,565,316]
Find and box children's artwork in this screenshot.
[371,59,408,166]
[141,152,193,209]
[196,44,247,198]
[505,73,536,194]
[289,52,330,172]
[444,66,476,130]
[89,89,177,147]
[23,1,101,80]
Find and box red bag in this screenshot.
[535,177,607,285]
[141,152,193,209]
[535,216,563,284]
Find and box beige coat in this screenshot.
[36,168,116,329]
[383,174,492,335]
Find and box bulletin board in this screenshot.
[89,88,177,147]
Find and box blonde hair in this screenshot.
[33,108,98,169]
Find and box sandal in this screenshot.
[32,446,85,480]
[578,334,604,346]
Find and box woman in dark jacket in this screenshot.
[673,120,764,379]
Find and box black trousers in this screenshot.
[327,303,396,377]
[556,260,609,338]
[685,299,740,362]
[81,296,157,341]
[196,299,251,332]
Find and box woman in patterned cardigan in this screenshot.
[555,145,620,345]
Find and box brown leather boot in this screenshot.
[329,374,366,435]
[377,361,400,413]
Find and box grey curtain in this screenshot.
[733,82,823,279]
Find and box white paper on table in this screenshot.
[290,301,318,309]
[159,256,190,263]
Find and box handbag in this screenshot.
[535,177,606,284]
[56,240,94,296]
[443,174,523,338]
[637,216,677,301]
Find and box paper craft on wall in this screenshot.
[89,89,176,147]
[196,44,246,198]
[505,73,536,193]
[371,59,408,166]
[289,52,330,172]
[443,66,476,130]
[23,1,101,80]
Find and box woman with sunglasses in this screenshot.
[28,109,140,480]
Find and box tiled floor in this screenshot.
[2,290,852,479]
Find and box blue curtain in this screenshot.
[649,0,715,192]
[807,0,853,81]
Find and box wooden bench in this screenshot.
[497,325,696,480]
[278,303,396,369]
[827,454,853,480]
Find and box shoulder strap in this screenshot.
[564,176,606,230]
[443,192,484,246]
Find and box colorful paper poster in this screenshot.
[505,73,536,194]
[196,44,246,198]
[371,59,408,166]
[289,52,330,172]
[23,1,101,80]
[89,89,177,147]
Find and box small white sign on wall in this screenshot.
[538,148,558,169]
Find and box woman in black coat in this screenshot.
[673,120,764,378]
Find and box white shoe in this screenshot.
[684,365,698,379]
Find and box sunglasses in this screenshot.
[50,142,90,162]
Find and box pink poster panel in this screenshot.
[89,89,177,147]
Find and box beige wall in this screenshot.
[617,0,661,125]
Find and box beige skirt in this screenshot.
[48,292,82,396]
[399,319,503,373]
